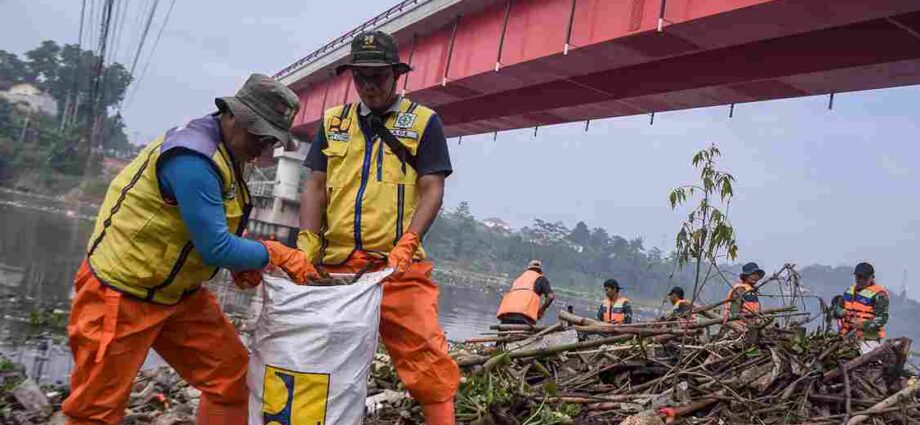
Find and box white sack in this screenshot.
[248,270,389,425]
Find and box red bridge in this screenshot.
[277,0,920,139]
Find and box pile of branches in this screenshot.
[366,305,920,424]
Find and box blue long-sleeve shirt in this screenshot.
[158,150,268,270]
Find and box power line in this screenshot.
[78,0,87,46]
[87,0,117,150]
[124,0,176,109]
[107,0,131,66]
[128,0,160,78]
[87,0,96,50]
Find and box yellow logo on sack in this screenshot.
[262,365,330,425]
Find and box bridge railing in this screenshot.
[274,0,434,80]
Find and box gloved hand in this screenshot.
[387,231,420,278]
[262,241,320,284]
[296,229,322,263]
[232,270,262,290]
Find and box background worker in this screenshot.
[299,31,458,424]
[496,260,556,325]
[667,286,695,326]
[597,279,632,324]
[723,262,764,324]
[63,74,314,425]
[832,262,889,353]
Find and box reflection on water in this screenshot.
[0,189,635,383]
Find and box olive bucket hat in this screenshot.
[215,73,300,150]
[335,31,412,76]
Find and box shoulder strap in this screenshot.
[362,112,418,172]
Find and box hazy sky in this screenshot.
[3,0,919,295]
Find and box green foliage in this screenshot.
[28,309,68,334]
[0,40,134,193]
[668,144,739,301]
[0,51,27,83]
[457,372,515,418]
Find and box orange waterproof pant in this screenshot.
[323,251,460,405]
[62,261,249,425]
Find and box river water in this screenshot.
[0,189,611,384]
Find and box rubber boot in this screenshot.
[422,400,455,425]
[196,395,247,425]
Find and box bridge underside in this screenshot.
[284,0,920,139]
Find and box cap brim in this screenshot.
[335,62,413,76]
[216,97,296,151]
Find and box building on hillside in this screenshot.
[483,217,512,232]
[0,83,58,117]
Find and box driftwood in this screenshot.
[371,269,920,424]
[846,378,920,424]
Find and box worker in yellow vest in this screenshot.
[496,260,556,325]
[298,31,458,424]
[597,279,632,324]
[832,262,889,354]
[723,262,763,324]
[63,75,314,425]
[667,286,695,327]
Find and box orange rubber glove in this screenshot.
[262,241,320,284]
[387,231,420,278]
[232,270,262,290]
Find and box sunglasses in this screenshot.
[353,69,394,86]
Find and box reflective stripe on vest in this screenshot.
[86,116,251,305]
[673,299,696,326]
[841,283,887,339]
[496,270,543,322]
[602,297,629,324]
[320,99,435,265]
[723,282,760,318]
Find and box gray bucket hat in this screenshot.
[215,73,300,150]
[335,31,412,76]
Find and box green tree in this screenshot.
[568,221,591,247]
[24,40,61,85]
[0,51,27,82]
[668,144,739,303]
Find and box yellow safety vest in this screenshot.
[86,115,251,305]
[320,99,435,264]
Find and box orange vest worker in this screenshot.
[497,270,543,323]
